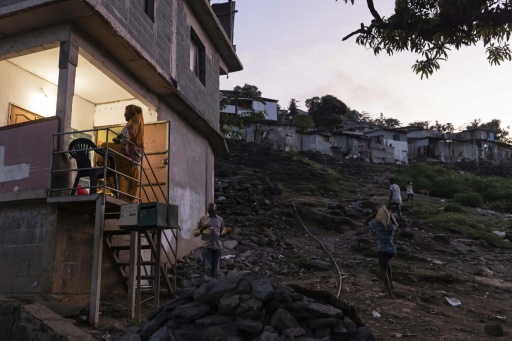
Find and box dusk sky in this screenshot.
[218,0,512,131]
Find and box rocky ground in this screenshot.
[77,140,512,340]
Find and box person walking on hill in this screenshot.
[366,205,398,298]
[405,181,414,202]
[193,203,230,278]
[388,177,403,219]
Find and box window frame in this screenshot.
[190,29,206,85]
[139,0,155,21]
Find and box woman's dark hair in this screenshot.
[126,104,142,116]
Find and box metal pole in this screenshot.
[89,195,105,326]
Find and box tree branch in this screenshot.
[366,0,382,22]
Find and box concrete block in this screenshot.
[15,245,43,261]
[10,277,40,293]
[20,229,35,244]
[3,230,20,246]
[0,246,15,261]
[0,260,29,276]
[29,258,43,276]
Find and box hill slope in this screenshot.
[184,139,512,340]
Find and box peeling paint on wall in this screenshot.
[0,146,30,182]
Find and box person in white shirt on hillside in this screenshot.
[388,177,403,219]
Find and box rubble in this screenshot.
[141,274,374,341]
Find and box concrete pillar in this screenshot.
[56,39,78,150]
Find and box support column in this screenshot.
[90,196,106,326]
[56,39,78,150]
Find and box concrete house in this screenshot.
[0,0,241,325]
[406,128,441,160]
[297,131,333,155]
[220,90,279,121]
[413,137,476,162]
[331,130,369,160]
[243,121,298,152]
[365,128,409,164]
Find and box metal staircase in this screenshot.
[49,126,177,323]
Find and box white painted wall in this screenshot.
[159,103,214,260]
[0,61,58,126]
[222,100,279,121]
[93,100,157,127]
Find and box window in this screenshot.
[139,0,155,21]
[190,29,205,85]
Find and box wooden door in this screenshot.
[141,121,169,203]
[95,121,169,203]
[8,103,43,125]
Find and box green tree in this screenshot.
[305,95,348,129]
[293,113,314,131]
[408,121,430,129]
[340,0,512,78]
[466,118,511,143]
[430,120,455,133]
[220,84,267,138]
[371,113,401,128]
[288,98,299,116]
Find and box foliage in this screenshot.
[288,98,299,116]
[396,163,512,211]
[220,84,267,138]
[220,111,266,139]
[305,95,348,129]
[430,120,454,133]
[408,121,430,129]
[466,118,511,143]
[424,212,511,248]
[293,113,314,131]
[340,0,512,78]
[443,204,465,213]
[453,192,484,208]
[370,113,401,128]
[431,177,465,199]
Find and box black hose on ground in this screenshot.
[289,200,347,298]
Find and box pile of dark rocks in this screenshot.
[141,273,374,341]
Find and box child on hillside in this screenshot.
[406,181,414,202]
[388,177,403,219]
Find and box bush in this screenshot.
[453,192,484,208]
[444,204,465,213]
[488,200,512,214]
[432,177,465,199]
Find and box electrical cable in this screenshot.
[289,200,347,298]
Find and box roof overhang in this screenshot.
[185,0,242,73]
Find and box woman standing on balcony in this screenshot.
[101,104,144,201]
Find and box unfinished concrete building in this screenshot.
[0,0,241,325]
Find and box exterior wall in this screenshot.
[222,101,278,121]
[91,0,173,81]
[0,117,58,193]
[87,0,223,131]
[298,133,333,155]
[242,123,297,151]
[0,202,55,294]
[177,1,222,130]
[253,101,278,121]
[160,104,214,259]
[332,135,366,155]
